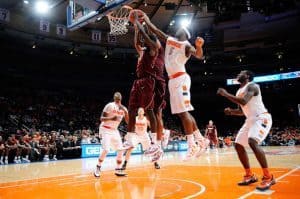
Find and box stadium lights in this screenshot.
[35,1,50,14]
[180,18,191,28]
[24,0,29,4]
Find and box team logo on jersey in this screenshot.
[182,85,187,91]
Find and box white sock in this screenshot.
[26,155,29,159]
[151,133,157,144]
[187,134,196,146]
[193,129,204,140]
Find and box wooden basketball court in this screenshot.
[0,146,299,198]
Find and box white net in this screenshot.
[107,6,132,35]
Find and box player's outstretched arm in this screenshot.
[135,20,160,53]
[143,13,168,43]
[134,24,143,56]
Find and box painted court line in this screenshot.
[238,166,300,199]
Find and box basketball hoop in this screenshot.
[107,5,132,35]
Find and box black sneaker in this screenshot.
[94,165,101,178]
[115,168,127,177]
[154,162,160,169]
[238,174,258,186]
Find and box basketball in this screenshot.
[128,9,144,24]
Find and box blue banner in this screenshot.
[226,71,300,85]
[81,141,188,158]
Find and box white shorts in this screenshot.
[168,73,194,114]
[235,113,272,147]
[99,127,123,151]
[127,132,151,151]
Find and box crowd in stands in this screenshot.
[0,93,299,164]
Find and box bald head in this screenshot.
[114,92,122,103]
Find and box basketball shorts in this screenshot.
[168,73,194,114]
[235,113,272,147]
[208,134,218,144]
[129,77,155,111]
[126,132,151,151]
[99,127,123,151]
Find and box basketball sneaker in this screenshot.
[184,145,200,161]
[256,175,276,191]
[238,174,258,186]
[151,149,163,162]
[154,162,160,169]
[94,165,101,177]
[0,159,4,165]
[144,144,159,156]
[115,168,127,177]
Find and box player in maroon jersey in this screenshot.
[126,17,163,162]
[205,120,219,149]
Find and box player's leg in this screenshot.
[235,123,258,185]
[177,112,199,159]
[94,130,110,177]
[155,108,163,147]
[122,133,137,170]
[190,114,207,150]
[248,114,275,190]
[114,131,127,176]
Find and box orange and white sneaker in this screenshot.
[184,145,200,161]
[256,175,276,191]
[237,174,258,186]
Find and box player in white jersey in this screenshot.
[217,70,275,191]
[122,107,161,169]
[142,13,207,160]
[94,92,129,177]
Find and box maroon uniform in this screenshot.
[206,125,218,146]
[129,48,159,111]
[153,46,166,111]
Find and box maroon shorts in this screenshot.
[129,77,155,111]
[208,134,218,144]
[154,78,166,111]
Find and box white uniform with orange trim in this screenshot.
[235,82,272,146]
[127,116,151,151]
[99,102,127,151]
[165,36,194,114]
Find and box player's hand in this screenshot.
[217,88,228,97]
[224,107,232,115]
[142,12,150,22]
[195,37,204,48]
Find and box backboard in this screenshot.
[67,0,134,31]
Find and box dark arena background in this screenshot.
[0,0,299,198]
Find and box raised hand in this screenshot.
[195,37,204,48]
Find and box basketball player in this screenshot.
[217,70,275,191]
[126,16,164,160]
[142,13,207,159]
[205,120,218,149]
[94,92,129,177]
[122,107,160,170]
